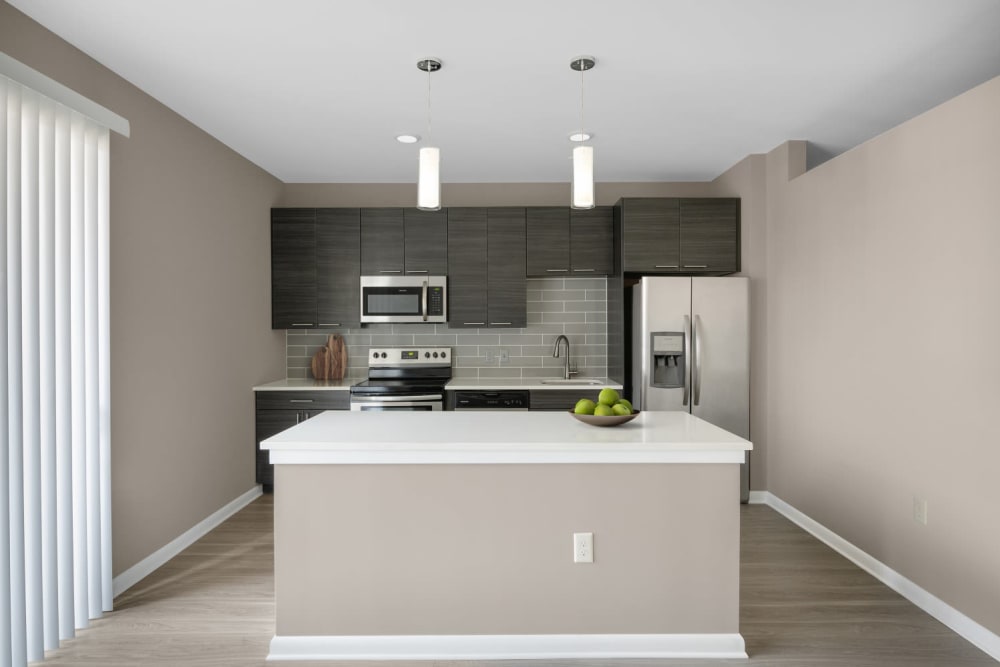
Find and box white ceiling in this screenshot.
[9,0,1000,183]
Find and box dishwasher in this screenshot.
[452,390,529,411]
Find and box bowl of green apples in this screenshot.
[570,388,639,427]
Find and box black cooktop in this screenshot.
[350,378,448,396]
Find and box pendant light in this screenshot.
[570,56,596,209]
[417,58,442,211]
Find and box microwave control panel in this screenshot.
[427,285,444,316]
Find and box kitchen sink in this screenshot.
[539,379,604,386]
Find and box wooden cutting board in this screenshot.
[310,334,346,381]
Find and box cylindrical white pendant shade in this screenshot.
[572,145,595,209]
[417,146,441,211]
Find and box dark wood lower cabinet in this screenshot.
[529,390,602,411]
[254,391,350,491]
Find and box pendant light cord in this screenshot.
[426,65,433,144]
[579,58,585,139]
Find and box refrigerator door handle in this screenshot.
[693,314,703,406]
[683,314,691,406]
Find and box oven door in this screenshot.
[350,394,444,412]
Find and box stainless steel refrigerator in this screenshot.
[631,276,750,501]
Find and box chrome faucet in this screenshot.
[552,335,575,380]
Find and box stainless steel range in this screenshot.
[349,347,451,412]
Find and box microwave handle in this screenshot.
[422,280,428,322]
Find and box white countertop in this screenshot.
[253,378,355,391]
[254,378,622,391]
[262,410,751,465]
[445,378,623,390]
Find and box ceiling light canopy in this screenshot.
[416,58,442,211]
[570,56,596,210]
[396,134,419,144]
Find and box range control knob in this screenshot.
[441,351,447,358]
[424,352,430,358]
[380,352,387,359]
[372,352,378,359]
[433,352,439,358]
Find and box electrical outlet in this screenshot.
[484,348,495,363]
[913,497,928,525]
[573,532,594,563]
[499,348,510,365]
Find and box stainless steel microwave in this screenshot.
[360,275,447,324]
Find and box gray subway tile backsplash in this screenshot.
[285,277,609,381]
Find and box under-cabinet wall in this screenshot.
[286,277,608,380]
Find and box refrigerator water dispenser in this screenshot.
[650,332,685,388]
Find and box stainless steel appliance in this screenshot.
[452,390,529,411]
[360,275,447,324]
[350,347,450,411]
[630,277,750,501]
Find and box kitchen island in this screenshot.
[262,410,752,661]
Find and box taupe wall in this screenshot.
[711,155,768,490]
[277,181,714,208]
[1,5,286,575]
[760,77,1000,635]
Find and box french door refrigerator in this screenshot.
[630,276,750,501]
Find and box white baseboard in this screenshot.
[267,633,747,661]
[754,491,1000,663]
[112,485,263,598]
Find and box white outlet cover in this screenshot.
[573,532,594,563]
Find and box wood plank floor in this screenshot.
[36,495,995,666]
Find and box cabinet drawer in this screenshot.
[255,391,350,410]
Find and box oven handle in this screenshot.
[351,394,443,403]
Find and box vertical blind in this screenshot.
[2,73,112,666]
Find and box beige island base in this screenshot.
[263,410,752,661]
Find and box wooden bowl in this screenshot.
[569,410,640,427]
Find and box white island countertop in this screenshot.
[262,410,751,465]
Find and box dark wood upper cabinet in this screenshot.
[526,206,613,277]
[360,208,404,274]
[617,198,739,275]
[446,208,488,327]
[620,198,680,273]
[271,208,317,329]
[679,198,740,273]
[486,207,527,328]
[316,208,361,328]
[569,206,614,275]
[403,208,448,275]
[526,207,570,276]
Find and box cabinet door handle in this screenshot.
[573,268,595,272]
[684,265,709,269]
[654,265,678,269]
[407,269,429,274]
[318,323,341,327]
[289,399,314,403]
[291,323,313,327]
[379,270,402,273]
[463,322,485,326]
[490,322,512,326]
[545,268,568,272]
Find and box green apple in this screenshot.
[598,387,620,406]
[612,403,632,416]
[574,398,596,415]
[594,403,615,416]
[615,398,633,413]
